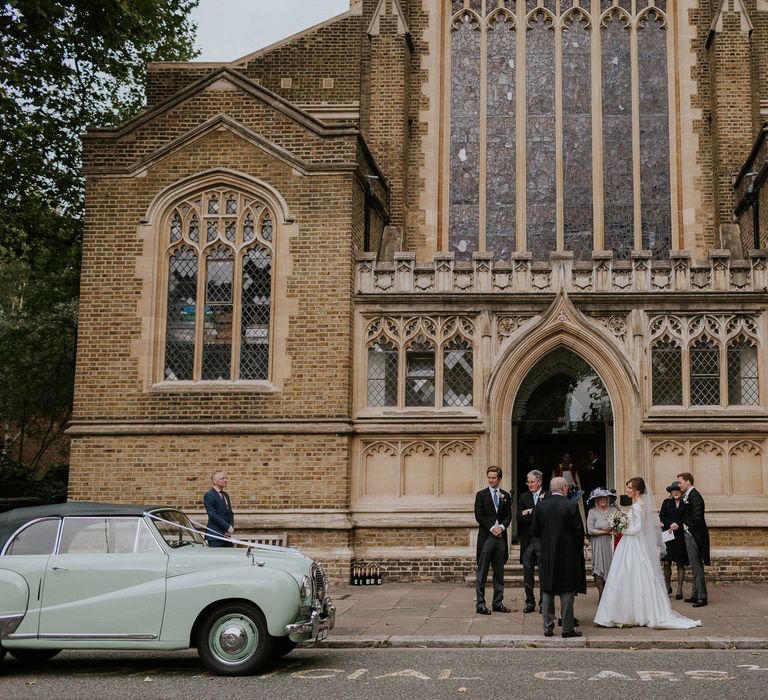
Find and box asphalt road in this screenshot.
[2,647,768,699]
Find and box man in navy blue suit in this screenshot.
[204,471,235,547]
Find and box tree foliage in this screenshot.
[0,1,199,473]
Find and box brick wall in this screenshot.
[69,434,351,509]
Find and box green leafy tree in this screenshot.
[0,1,199,477]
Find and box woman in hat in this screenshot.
[586,488,616,601]
[660,481,689,600]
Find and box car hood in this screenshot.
[167,545,314,580]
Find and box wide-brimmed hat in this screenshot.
[587,487,616,505]
[666,481,682,493]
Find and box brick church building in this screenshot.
[70,0,768,581]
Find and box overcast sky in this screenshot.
[191,0,350,62]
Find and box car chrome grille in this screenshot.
[312,562,328,600]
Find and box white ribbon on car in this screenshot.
[146,512,299,554]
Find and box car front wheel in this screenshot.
[7,648,61,663]
[196,603,271,676]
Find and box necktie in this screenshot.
[492,489,499,510]
[533,492,538,506]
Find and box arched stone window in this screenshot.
[447,1,672,260]
[405,337,436,407]
[162,188,274,382]
[651,337,682,406]
[367,339,398,406]
[689,337,720,406]
[443,336,473,407]
[727,336,759,406]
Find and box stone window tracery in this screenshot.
[443,336,474,406]
[728,336,759,406]
[649,314,762,409]
[447,0,672,261]
[162,188,273,383]
[367,339,399,406]
[689,337,720,406]
[651,336,682,406]
[405,337,437,407]
[364,316,475,409]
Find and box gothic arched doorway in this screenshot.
[512,347,614,512]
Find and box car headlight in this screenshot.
[300,574,312,599]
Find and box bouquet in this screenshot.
[605,509,629,533]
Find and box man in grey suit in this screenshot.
[676,471,710,607]
[532,476,585,638]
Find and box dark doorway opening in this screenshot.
[510,348,613,540]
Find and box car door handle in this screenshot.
[50,566,69,572]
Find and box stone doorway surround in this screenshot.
[486,289,641,495]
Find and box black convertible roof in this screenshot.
[0,501,173,550]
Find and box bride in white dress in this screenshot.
[594,476,701,630]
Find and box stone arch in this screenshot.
[486,290,641,490]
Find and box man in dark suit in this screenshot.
[474,465,512,614]
[676,471,710,607]
[581,449,602,508]
[532,476,585,638]
[204,471,235,547]
[517,469,544,613]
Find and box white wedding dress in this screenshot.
[594,496,701,629]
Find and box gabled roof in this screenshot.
[83,67,358,143]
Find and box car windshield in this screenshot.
[149,509,206,548]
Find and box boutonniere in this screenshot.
[498,494,506,503]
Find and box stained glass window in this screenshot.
[526,12,556,261]
[638,11,672,259]
[486,10,516,258]
[449,11,482,258]
[162,190,274,383]
[447,2,672,260]
[562,11,593,261]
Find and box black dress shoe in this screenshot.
[675,593,683,600]
[562,631,583,638]
[493,605,511,613]
[684,597,696,603]
[544,628,554,637]
[557,617,580,626]
[692,599,708,608]
[476,606,491,615]
[523,604,536,613]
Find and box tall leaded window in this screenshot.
[443,337,473,406]
[448,0,672,261]
[163,189,274,382]
[651,337,682,406]
[405,338,436,407]
[727,337,759,406]
[690,338,720,406]
[368,340,399,406]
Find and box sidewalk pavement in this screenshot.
[321,582,768,649]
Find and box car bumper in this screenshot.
[285,598,336,642]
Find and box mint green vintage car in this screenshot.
[0,502,335,675]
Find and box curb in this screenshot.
[307,635,768,650]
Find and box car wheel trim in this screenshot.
[209,614,259,664]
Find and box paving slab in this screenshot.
[316,582,768,650]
